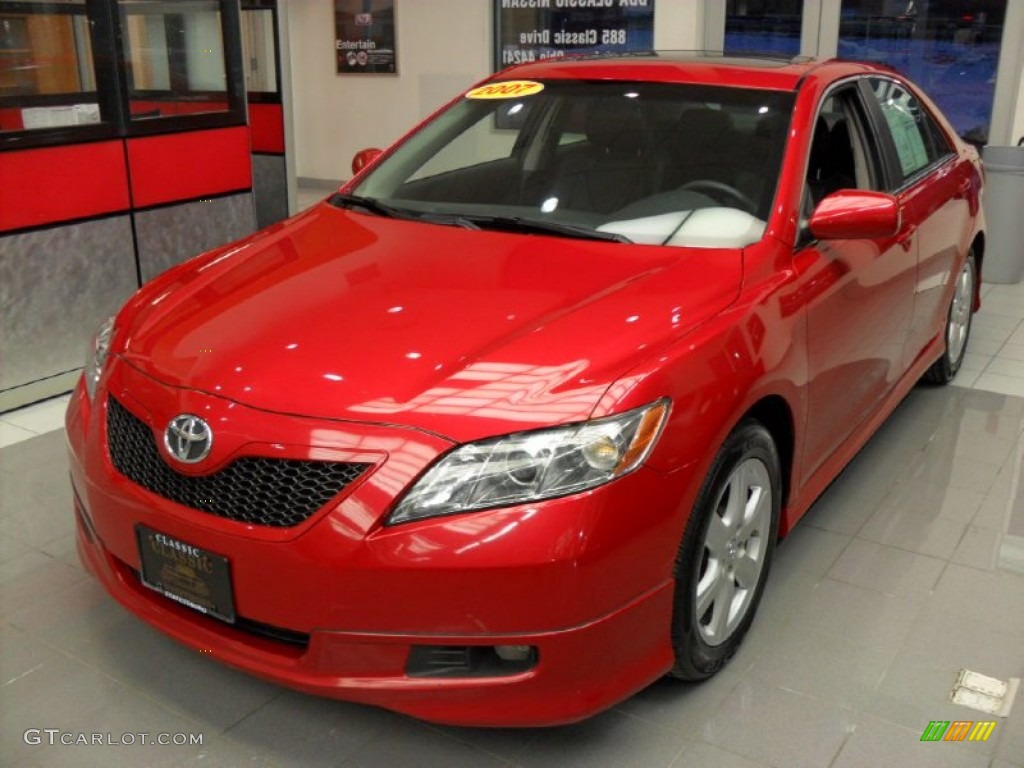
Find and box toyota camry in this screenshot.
[66,53,985,726]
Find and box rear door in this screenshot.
[859,76,967,370]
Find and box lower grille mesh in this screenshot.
[106,397,370,527]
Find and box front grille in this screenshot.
[106,397,371,527]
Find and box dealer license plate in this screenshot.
[136,525,235,623]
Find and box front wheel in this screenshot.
[670,420,781,680]
[924,251,976,384]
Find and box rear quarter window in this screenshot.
[867,77,953,183]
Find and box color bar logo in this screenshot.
[920,720,997,742]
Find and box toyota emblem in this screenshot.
[164,414,213,464]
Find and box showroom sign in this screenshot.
[335,0,398,74]
[494,0,655,70]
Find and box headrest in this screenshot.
[585,97,644,154]
[676,108,734,141]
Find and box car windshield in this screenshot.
[347,80,794,248]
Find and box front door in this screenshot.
[796,82,918,477]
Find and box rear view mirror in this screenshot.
[809,189,900,241]
[351,148,383,176]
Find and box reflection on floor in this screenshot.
[1,386,1022,765]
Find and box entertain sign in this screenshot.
[335,0,397,75]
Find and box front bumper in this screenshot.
[66,364,689,725]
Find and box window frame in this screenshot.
[797,75,895,245]
[0,0,119,148]
[0,0,246,151]
[113,0,246,137]
[240,0,281,105]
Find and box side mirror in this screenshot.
[351,148,383,176]
[809,189,900,241]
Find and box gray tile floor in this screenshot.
[5,274,1024,768]
[1,386,1022,767]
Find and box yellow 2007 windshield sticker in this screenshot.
[466,80,545,100]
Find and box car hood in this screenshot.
[118,203,742,442]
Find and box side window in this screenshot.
[867,77,952,183]
[805,88,883,211]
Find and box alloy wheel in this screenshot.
[695,457,773,647]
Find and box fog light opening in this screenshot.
[406,644,539,678]
[495,644,533,662]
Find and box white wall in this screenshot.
[287,0,491,183]
[1014,70,1024,144]
[285,0,705,184]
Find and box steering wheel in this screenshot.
[678,180,758,215]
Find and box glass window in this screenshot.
[119,0,229,119]
[240,7,277,95]
[0,0,100,132]
[839,0,1008,144]
[725,0,802,56]
[804,87,885,215]
[867,77,952,181]
[409,104,527,183]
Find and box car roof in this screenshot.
[500,52,891,92]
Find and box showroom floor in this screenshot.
[1,280,1023,768]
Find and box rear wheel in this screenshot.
[924,251,976,384]
[670,420,781,680]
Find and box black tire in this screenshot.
[670,420,781,680]
[923,251,976,385]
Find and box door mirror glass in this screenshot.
[809,189,899,240]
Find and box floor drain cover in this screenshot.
[950,669,1020,717]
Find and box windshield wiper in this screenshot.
[330,195,482,230]
[457,215,631,244]
[329,197,628,243]
[414,212,482,230]
[329,193,418,220]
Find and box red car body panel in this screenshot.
[66,55,985,726]
[116,206,742,443]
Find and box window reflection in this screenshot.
[0,0,100,132]
[839,0,1008,144]
[119,0,229,119]
[351,360,604,424]
[240,6,276,94]
[725,0,802,56]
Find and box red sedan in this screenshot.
[66,53,985,726]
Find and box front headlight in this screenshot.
[84,316,114,401]
[389,399,669,525]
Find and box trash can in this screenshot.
[981,144,1024,284]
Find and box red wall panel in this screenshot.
[0,141,130,232]
[0,108,24,131]
[127,125,253,208]
[248,103,284,154]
